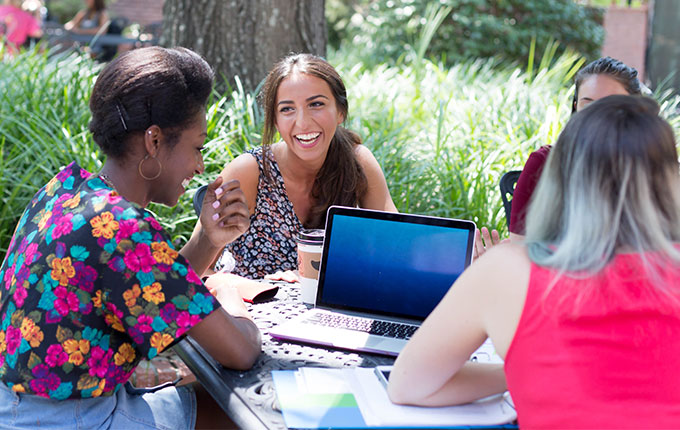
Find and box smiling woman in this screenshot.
[0,47,261,430]
[200,53,397,283]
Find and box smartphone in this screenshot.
[374,365,392,389]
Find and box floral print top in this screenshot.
[215,147,302,279]
[0,162,218,399]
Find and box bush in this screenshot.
[327,0,605,69]
[45,0,82,24]
[0,47,261,258]
[2,45,679,261]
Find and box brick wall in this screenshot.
[108,0,164,27]
[601,6,648,81]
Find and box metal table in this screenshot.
[174,284,395,430]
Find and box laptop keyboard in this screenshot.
[304,312,418,340]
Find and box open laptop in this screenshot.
[269,206,476,356]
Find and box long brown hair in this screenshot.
[260,53,367,228]
[89,0,106,12]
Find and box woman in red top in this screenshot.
[0,0,42,54]
[389,95,680,428]
[508,57,642,240]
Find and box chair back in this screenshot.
[499,170,522,228]
[193,184,208,216]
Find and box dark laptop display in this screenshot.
[269,206,476,356]
[316,206,475,322]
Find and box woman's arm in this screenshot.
[509,146,551,236]
[187,276,261,369]
[355,145,397,212]
[186,153,259,276]
[66,10,110,35]
[388,243,530,406]
[64,10,85,31]
[180,176,250,277]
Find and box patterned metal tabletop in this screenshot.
[175,283,395,430]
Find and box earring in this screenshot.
[138,155,162,180]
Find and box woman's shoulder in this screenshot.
[524,145,552,165]
[475,241,531,273]
[353,144,382,172]
[466,242,532,298]
[219,151,260,179]
[218,150,261,210]
[352,143,374,159]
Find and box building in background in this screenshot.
[108,0,163,27]
[647,0,680,95]
[600,2,648,81]
[586,0,679,94]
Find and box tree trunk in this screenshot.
[161,0,326,92]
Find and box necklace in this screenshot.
[99,173,115,190]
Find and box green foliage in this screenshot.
[2,44,679,261]
[0,47,101,259]
[46,0,83,24]
[326,0,605,69]
[0,47,262,257]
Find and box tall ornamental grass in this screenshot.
[1,48,101,257]
[1,46,679,260]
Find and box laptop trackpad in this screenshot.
[332,331,404,355]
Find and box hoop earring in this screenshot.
[138,155,162,180]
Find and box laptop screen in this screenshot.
[316,206,475,322]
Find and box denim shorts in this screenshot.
[0,380,196,430]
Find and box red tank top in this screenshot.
[504,253,680,428]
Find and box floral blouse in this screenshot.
[216,147,302,279]
[0,162,217,399]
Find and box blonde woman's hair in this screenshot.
[525,95,680,278]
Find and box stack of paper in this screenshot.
[272,366,516,429]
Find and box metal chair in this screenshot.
[499,170,522,228]
[193,184,208,216]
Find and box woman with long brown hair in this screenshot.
[204,53,396,281]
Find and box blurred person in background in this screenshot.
[64,0,107,35]
[0,0,42,55]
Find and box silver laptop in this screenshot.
[269,206,476,356]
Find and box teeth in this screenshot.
[181,178,190,188]
[296,132,320,141]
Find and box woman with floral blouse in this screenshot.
[0,47,260,429]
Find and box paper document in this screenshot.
[272,364,516,429]
[349,367,515,427]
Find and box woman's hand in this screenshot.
[199,176,250,248]
[265,270,299,283]
[204,273,251,319]
[473,227,507,261]
[189,273,262,370]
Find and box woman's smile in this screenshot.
[295,132,321,148]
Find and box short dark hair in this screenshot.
[572,57,641,113]
[89,47,214,159]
